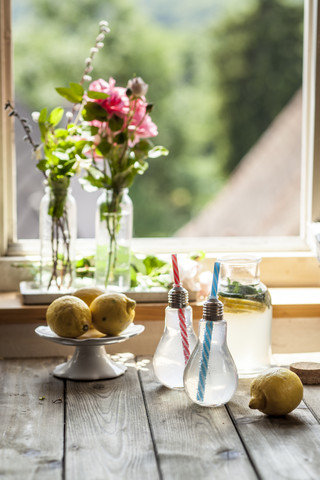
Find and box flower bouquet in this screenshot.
[7,20,168,291]
[55,23,168,289]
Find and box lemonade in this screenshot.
[218,256,272,377]
[222,301,272,376]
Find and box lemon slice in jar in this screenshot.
[218,295,267,313]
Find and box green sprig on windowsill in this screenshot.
[12,253,172,290]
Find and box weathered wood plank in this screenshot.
[0,358,65,480]
[227,378,320,480]
[301,385,320,420]
[138,356,257,480]
[65,360,159,480]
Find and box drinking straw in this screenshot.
[171,254,190,364]
[196,262,221,402]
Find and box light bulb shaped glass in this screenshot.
[153,305,197,389]
[183,319,238,406]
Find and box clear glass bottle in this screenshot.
[218,255,272,377]
[183,297,238,407]
[95,188,133,291]
[153,285,197,389]
[39,183,77,292]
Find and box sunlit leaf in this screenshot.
[48,107,64,127]
[87,91,109,100]
[36,159,47,171]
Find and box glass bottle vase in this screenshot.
[217,255,272,377]
[95,188,133,291]
[39,184,77,292]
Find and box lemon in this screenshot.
[219,295,266,314]
[90,293,136,336]
[249,367,303,416]
[46,295,91,338]
[72,286,105,307]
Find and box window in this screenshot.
[1,0,320,290]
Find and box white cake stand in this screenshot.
[35,324,145,381]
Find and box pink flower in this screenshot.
[89,78,129,118]
[88,78,158,147]
[128,98,158,145]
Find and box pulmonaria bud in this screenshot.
[127,77,149,97]
[31,111,40,123]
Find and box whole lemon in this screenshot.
[72,286,105,307]
[46,295,91,338]
[249,367,303,416]
[90,293,136,336]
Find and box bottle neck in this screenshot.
[165,305,192,328]
[198,318,226,346]
[218,256,261,287]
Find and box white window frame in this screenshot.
[1,0,320,290]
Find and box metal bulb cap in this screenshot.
[203,297,224,321]
[168,285,188,309]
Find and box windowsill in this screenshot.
[1,233,320,292]
[1,288,320,358]
[1,287,320,323]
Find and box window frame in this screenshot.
[1,0,320,290]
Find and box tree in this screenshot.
[210,0,303,173]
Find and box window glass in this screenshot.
[12,0,304,239]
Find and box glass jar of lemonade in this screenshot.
[218,256,272,377]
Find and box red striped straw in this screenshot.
[171,254,190,364]
[171,253,181,286]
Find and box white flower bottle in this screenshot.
[39,182,77,291]
[95,188,133,291]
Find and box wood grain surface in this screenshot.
[0,358,65,479]
[2,356,320,479]
[227,378,320,480]
[65,360,159,480]
[138,357,257,480]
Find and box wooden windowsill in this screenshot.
[0,288,320,324]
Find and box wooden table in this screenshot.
[2,356,320,480]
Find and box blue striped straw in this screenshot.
[196,262,221,403]
[210,262,221,299]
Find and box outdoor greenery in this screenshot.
[211,0,303,172]
[12,0,303,237]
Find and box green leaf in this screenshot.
[36,159,47,171]
[38,108,47,124]
[79,173,106,191]
[48,107,64,127]
[87,90,109,100]
[143,255,167,275]
[82,102,109,121]
[90,126,99,135]
[54,128,69,138]
[109,115,124,132]
[58,160,76,175]
[96,140,111,157]
[56,84,83,103]
[114,132,127,144]
[135,139,153,152]
[70,82,84,98]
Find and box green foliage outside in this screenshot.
[210,0,303,172]
[12,0,303,237]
